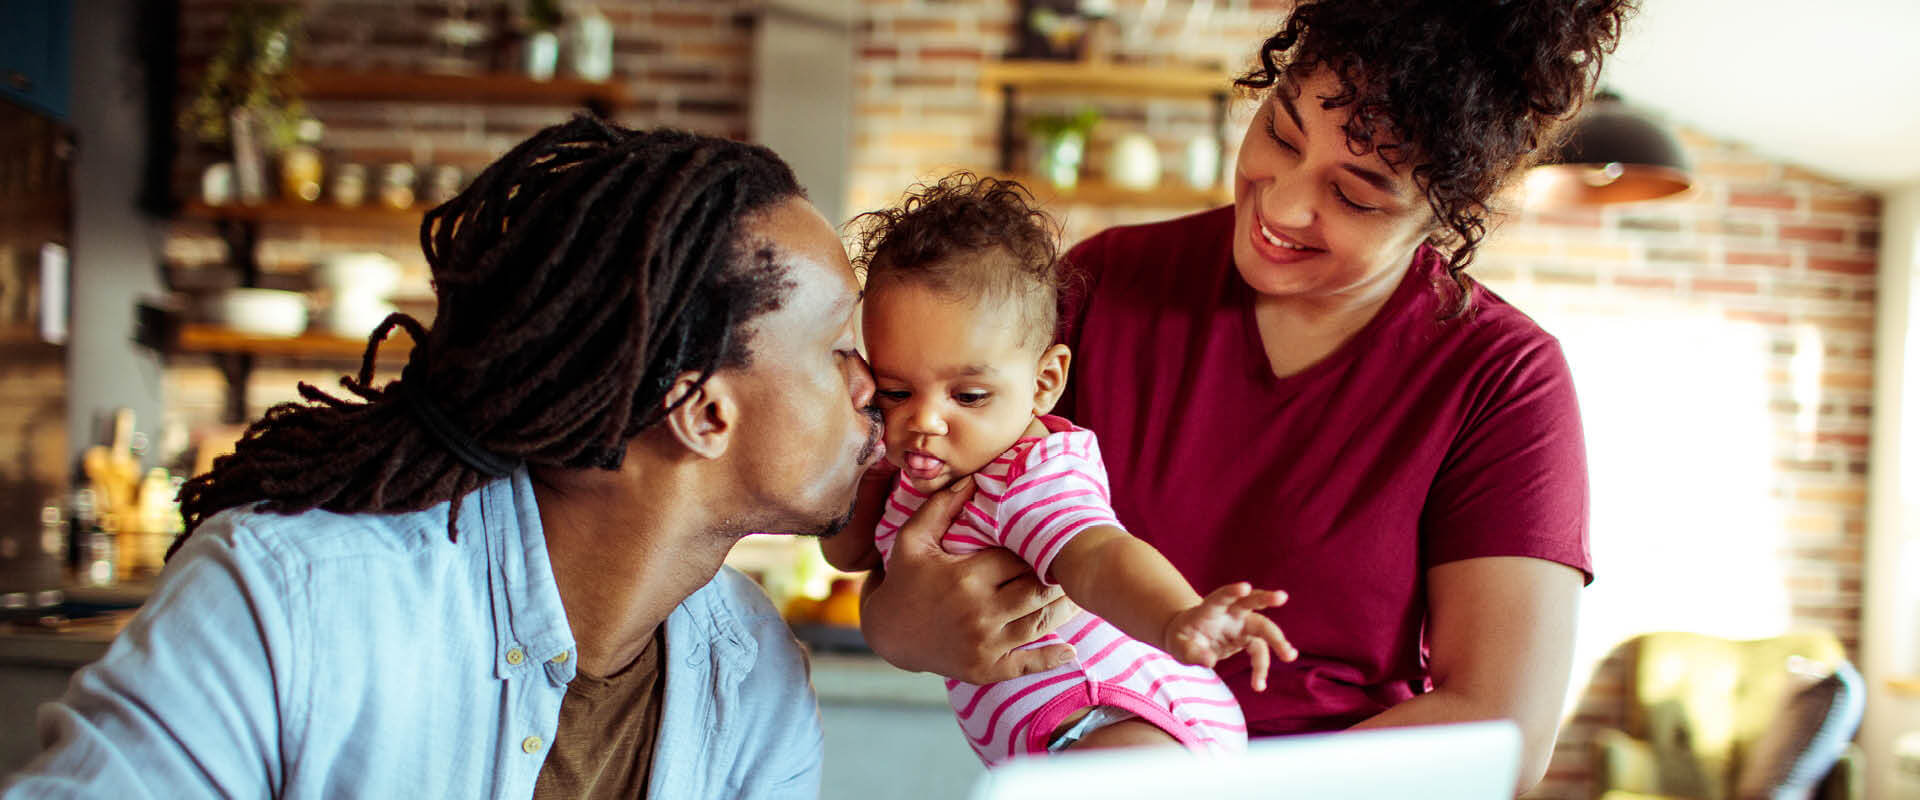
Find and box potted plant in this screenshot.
[1025,106,1100,189]
[522,0,563,81]
[178,2,305,205]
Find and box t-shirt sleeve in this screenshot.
[992,440,1125,585]
[1420,335,1593,583]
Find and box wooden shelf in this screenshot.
[1891,676,1920,697]
[1007,173,1230,209]
[0,325,61,349]
[294,68,626,110]
[980,60,1236,99]
[174,323,412,361]
[178,200,424,229]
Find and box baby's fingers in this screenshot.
[1246,638,1270,692]
[1230,589,1288,613]
[1249,615,1298,663]
[1202,582,1254,608]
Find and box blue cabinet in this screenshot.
[0,0,72,120]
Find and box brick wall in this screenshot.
[161,4,1878,798]
[1479,131,1879,798]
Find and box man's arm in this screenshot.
[1350,556,1581,795]
[2,521,289,798]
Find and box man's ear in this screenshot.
[1032,343,1072,416]
[661,372,737,460]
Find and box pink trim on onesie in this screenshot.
[874,416,1248,765]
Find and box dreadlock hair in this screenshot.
[173,116,803,554]
[850,172,1069,351]
[1236,0,1634,316]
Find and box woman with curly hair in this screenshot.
[857,0,1633,790]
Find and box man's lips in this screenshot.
[856,409,885,466]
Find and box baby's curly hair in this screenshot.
[1238,0,1634,313]
[852,172,1068,349]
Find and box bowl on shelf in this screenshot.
[311,252,403,298]
[203,288,309,338]
[312,296,398,338]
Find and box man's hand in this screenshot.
[1161,582,1297,691]
[859,476,1080,684]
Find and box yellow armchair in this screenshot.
[1590,631,1864,800]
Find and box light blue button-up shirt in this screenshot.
[3,469,824,799]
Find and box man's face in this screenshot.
[726,197,883,537]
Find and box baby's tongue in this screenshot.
[906,453,941,471]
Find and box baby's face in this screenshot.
[862,280,1048,494]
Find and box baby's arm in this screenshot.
[1051,527,1298,689]
[819,465,895,573]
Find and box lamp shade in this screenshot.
[1525,93,1692,207]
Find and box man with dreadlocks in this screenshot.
[4,118,890,798]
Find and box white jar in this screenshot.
[1107,132,1161,192]
[1182,135,1222,191]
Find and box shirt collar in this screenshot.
[478,468,577,683]
[475,468,759,686]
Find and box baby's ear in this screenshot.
[1032,343,1072,415]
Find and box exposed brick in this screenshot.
[1728,190,1799,211]
[1696,218,1768,238]
[1725,251,1792,268]
[1647,247,1708,264]
[652,10,722,28]
[1726,309,1788,325]
[1780,224,1848,244]
[1617,215,1685,234]
[1695,278,1759,294]
[1810,194,1882,216]
[919,47,987,62]
[1527,209,1605,228]
[1808,257,1877,275]
[1613,275,1677,291]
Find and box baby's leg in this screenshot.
[1068,719,1181,750]
[1046,706,1182,752]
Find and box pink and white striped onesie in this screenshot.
[874,415,1246,765]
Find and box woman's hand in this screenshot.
[859,476,1080,684]
[1161,582,1296,691]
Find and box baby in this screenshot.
[823,173,1297,765]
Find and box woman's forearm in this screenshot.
[1350,685,1558,796]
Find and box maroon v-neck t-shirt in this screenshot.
[1057,206,1591,736]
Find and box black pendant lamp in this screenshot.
[1526,91,1692,207]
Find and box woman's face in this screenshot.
[1232,69,1435,305]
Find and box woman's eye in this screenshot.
[1265,110,1298,154]
[953,392,990,407]
[1332,184,1377,213]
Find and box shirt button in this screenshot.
[550,651,569,664]
[522,735,543,754]
[505,647,525,666]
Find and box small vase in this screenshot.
[524,30,559,81]
[567,8,614,82]
[1039,131,1086,190]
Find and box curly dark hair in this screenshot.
[1237,0,1635,314]
[851,172,1068,349]
[173,116,802,552]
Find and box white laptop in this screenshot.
[966,720,1522,800]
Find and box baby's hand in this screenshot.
[1162,583,1298,691]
